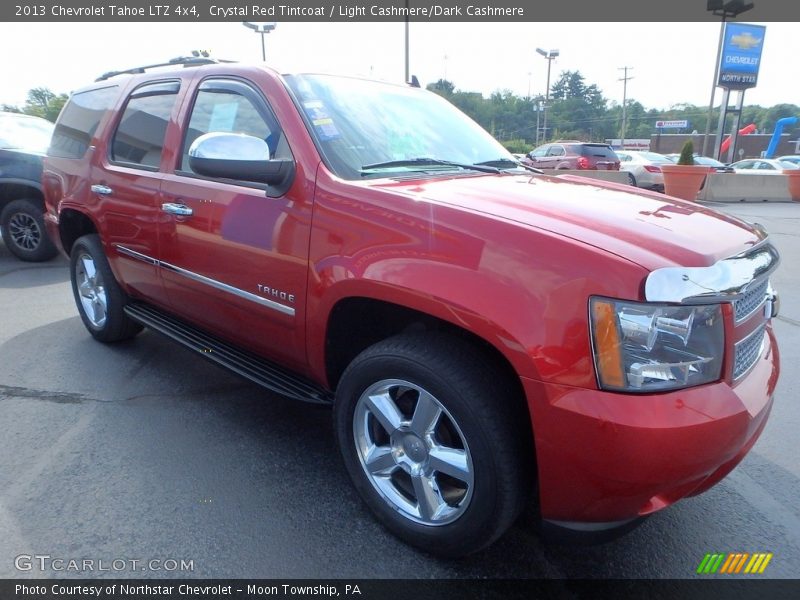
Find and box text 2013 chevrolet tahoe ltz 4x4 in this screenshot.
[42,58,780,557]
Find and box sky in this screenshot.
[0,21,796,111]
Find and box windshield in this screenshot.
[285,74,513,179]
[0,114,54,152]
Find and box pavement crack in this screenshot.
[0,264,67,279]
[0,384,97,404]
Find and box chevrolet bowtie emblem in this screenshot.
[731,32,762,50]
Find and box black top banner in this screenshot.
[2,0,799,22]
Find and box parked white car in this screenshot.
[729,158,800,173]
[776,155,800,167]
[615,150,674,191]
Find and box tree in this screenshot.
[550,71,604,109]
[426,79,455,97]
[544,71,607,141]
[8,87,70,122]
[417,75,796,150]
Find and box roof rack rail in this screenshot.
[96,55,237,82]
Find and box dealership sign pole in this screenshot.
[713,22,765,162]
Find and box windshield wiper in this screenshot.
[361,157,500,175]
[475,158,544,174]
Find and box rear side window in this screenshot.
[111,81,180,169]
[579,145,618,159]
[49,86,118,159]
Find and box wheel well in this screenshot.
[326,296,537,494]
[325,297,528,412]
[58,209,97,255]
[0,182,43,210]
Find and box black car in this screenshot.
[0,111,58,261]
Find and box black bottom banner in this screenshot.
[1,579,799,600]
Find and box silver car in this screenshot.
[729,158,800,173]
[615,150,674,191]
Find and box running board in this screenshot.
[124,303,333,405]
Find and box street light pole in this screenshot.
[536,48,559,143]
[243,22,276,62]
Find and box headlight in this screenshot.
[590,297,724,392]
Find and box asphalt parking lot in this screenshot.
[0,201,798,580]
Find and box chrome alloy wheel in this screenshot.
[8,211,41,251]
[75,253,108,328]
[353,379,474,526]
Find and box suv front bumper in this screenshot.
[523,325,778,527]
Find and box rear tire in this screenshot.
[334,332,532,557]
[1,198,57,262]
[69,234,142,343]
[626,172,636,186]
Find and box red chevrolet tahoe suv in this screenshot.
[42,58,780,557]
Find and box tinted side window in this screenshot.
[531,146,549,158]
[181,80,290,173]
[49,86,118,159]
[111,82,179,169]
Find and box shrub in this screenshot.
[501,139,530,154]
[678,140,695,166]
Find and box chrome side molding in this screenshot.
[645,240,780,305]
[115,245,295,317]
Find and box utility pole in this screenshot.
[618,66,633,150]
[404,1,410,83]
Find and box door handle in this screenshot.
[91,184,113,195]
[161,202,193,217]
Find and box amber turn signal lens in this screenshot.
[591,299,625,389]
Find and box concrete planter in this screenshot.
[661,165,713,202]
[785,170,800,202]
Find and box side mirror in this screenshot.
[188,132,293,188]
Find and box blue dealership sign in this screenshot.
[718,23,766,89]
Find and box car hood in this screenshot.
[370,172,765,271]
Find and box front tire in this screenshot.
[1,198,57,262]
[334,333,532,557]
[69,234,142,342]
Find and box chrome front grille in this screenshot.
[734,278,769,322]
[733,324,767,380]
